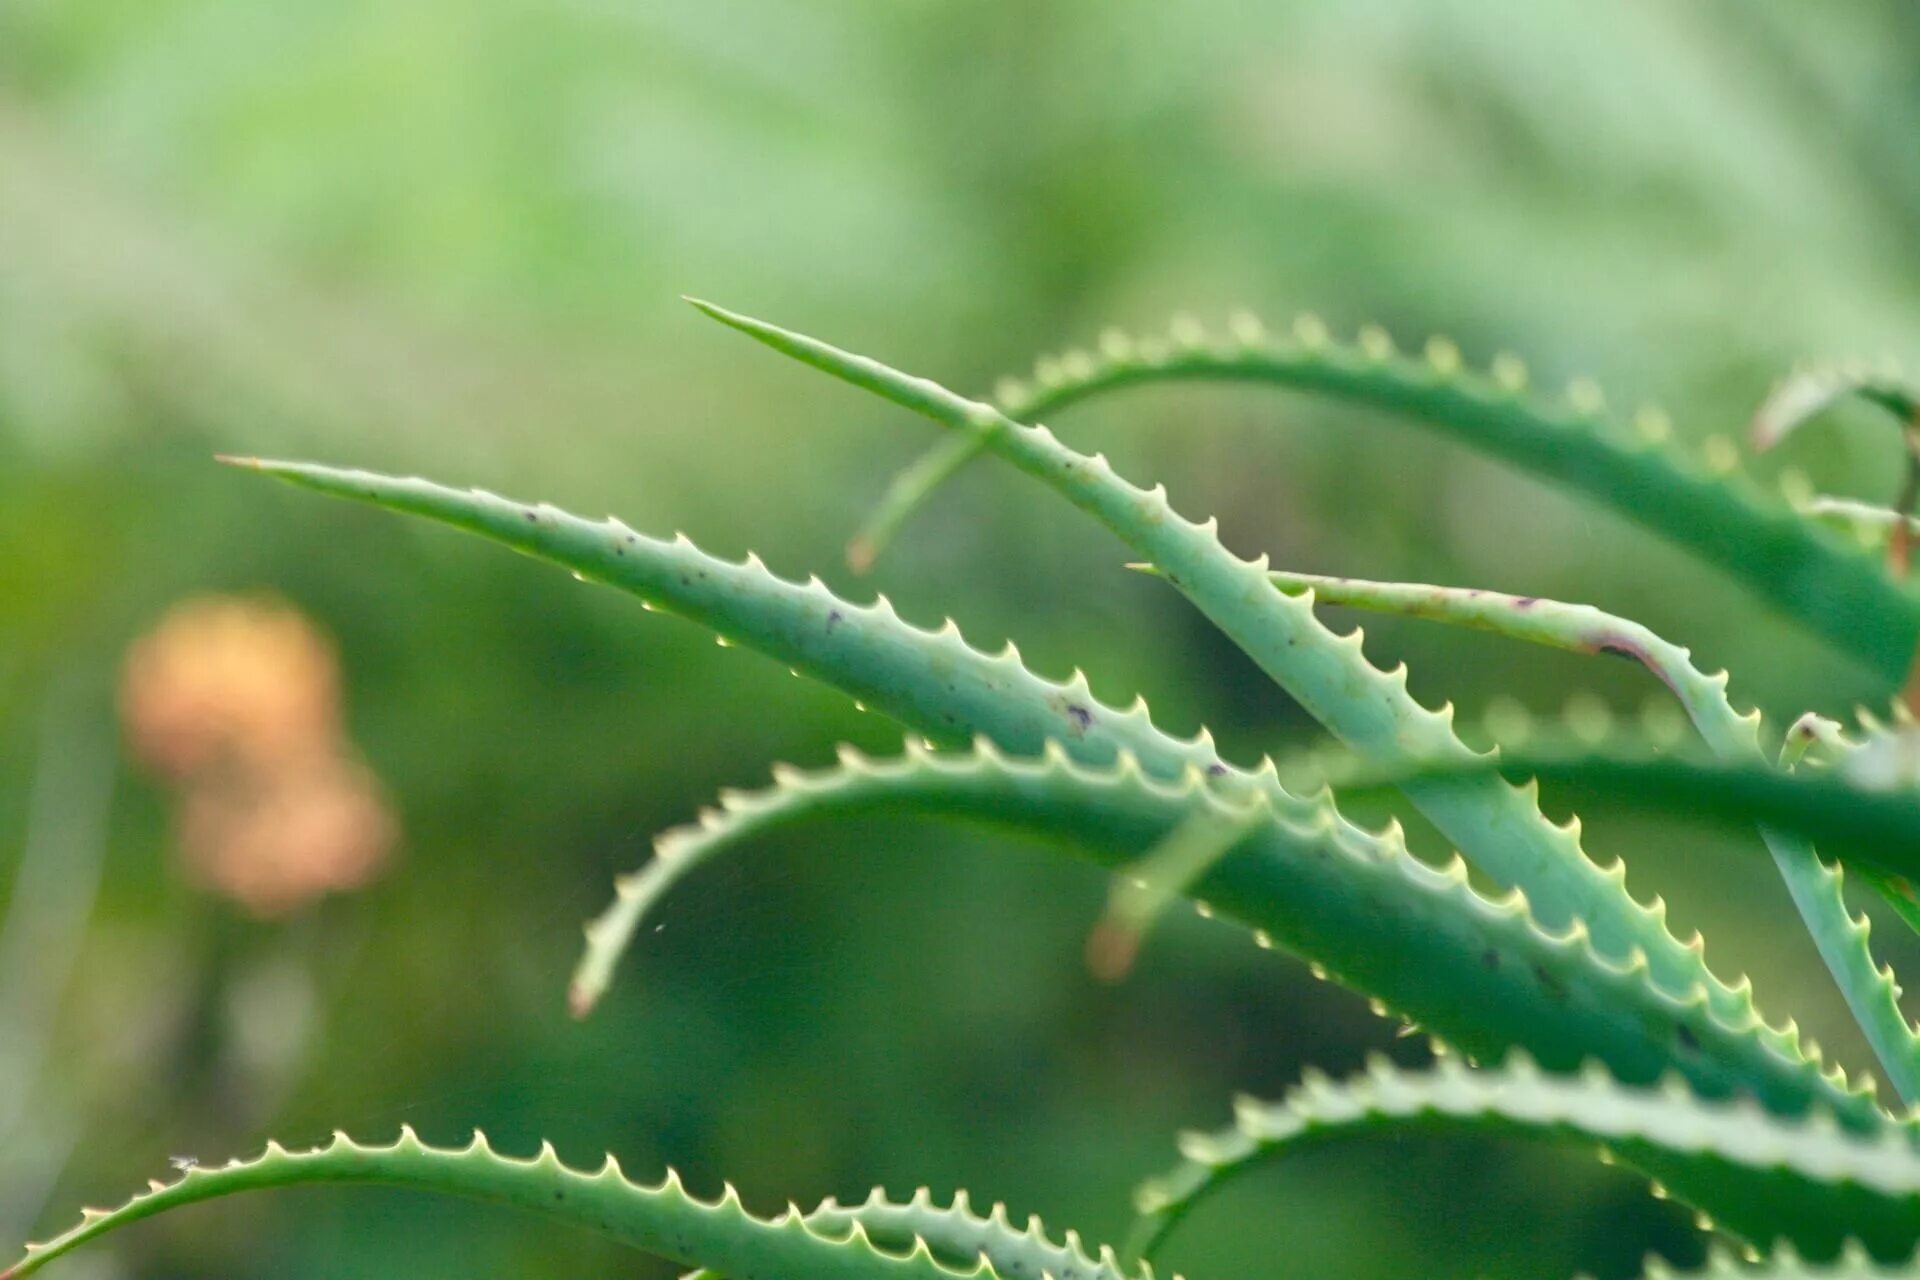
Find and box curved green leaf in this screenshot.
[3,1131,1088,1280]
[1802,497,1920,540]
[807,1188,1134,1280]
[1086,805,1264,982]
[1130,1054,1920,1264]
[1751,367,1920,452]
[1753,366,1920,576]
[847,318,1916,682]
[688,300,1811,1072]
[1642,1244,1918,1280]
[582,740,1877,1131]
[1259,570,1757,751]
[1253,569,1920,1105]
[220,457,1393,1015]
[1322,750,1920,882]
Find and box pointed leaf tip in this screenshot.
[686,299,977,427]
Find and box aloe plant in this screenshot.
[19,304,1920,1279]
[850,317,1920,686]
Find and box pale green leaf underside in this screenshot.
[1131,1055,1920,1264]
[849,318,1917,683]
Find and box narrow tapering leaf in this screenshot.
[222,456,1396,1016]
[1638,1243,1918,1279]
[1803,497,1920,540]
[586,740,1878,1131]
[805,1188,1134,1280]
[1321,750,1920,883]
[688,301,1802,1069]
[1130,1055,1920,1263]
[1255,569,1920,1105]
[847,318,1917,682]
[3,1130,1062,1280]
[1751,367,1920,452]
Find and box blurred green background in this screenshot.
[6,1,1920,1276]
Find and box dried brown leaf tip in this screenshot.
[120,595,398,917]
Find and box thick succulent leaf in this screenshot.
[847,431,981,574]
[1086,806,1265,982]
[1750,367,1920,452]
[1260,570,1759,752]
[3,1130,1057,1280]
[582,740,1877,1132]
[1845,724,1920,793]
[1642,1244,1920,1280]
[1802,497,1920,541]
[1130,1056,1920,1264]
[681,1187,1144,1280]
[847,317,1916,683]
[1323,751,1920,881]
[1257,569,1920,1105]
[688,300,1807,1069]
[222,457,1392,1015]
[806,1188,1135,1280]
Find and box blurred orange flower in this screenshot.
[122,596,341,779]
[121,596,397,917]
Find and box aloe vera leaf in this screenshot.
[1859,867,1920,937]
[1086,805,1264,982]
[1753,368,1920,575]
[1784,714,1868,771]
[1251,569,1920,1105]
[223,457,1400,1017]
[581,740,1878,1130]
[687,300,1795,1061]
[1259,571,1754,749]
[804,1187,1137,1280]
[1129,1054,1920,1264]
[1751,367,1920,452]
[1640,1244,1917,1280]
[1802,497,1920,540]
[849,319,1916,683]
[2,1130,1083,1280]
[1784,717,1920,936]
[224,452,1870,1115]
[1319,752,1920,880]
[679,1186,1147,1280]
[846,432,981,574]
